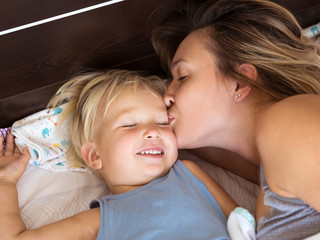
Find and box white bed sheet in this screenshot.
[17,164,109,229]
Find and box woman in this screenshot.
[151,0,320,239]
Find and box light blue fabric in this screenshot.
[257,166,320,239]
[90,160,230,240]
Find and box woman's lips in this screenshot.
[168,114,175,124]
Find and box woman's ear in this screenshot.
[233,64,257,102]
[81,142,102,170]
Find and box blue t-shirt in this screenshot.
[90,160,230,240]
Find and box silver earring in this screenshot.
[235,94,241,99]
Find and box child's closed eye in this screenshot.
[157,122,170,126]
[121,124,137,128]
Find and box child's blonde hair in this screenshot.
[48,69,166,166]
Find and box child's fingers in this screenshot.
[13,145,21,155]
[20,147,31,165]
[4,134,14,156]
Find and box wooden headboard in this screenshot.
[0,0,319,128]
[0,0,184,127]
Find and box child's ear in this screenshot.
[233,63,257,102]
[81,142,102,170]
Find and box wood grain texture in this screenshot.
[0,0,112,31]
[0,0,183,127]
[272,0,320,27]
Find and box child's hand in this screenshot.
[0,134,30,185]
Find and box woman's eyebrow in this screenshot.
[171,58,187,72]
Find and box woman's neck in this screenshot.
[217,93,274,166]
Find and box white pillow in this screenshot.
[17,164,109,229]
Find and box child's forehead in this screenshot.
[118,86,162,101]
[101,86,164,116]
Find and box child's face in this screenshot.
[95,87,178,194]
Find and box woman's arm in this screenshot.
[256,94,320,212]
[182,160,238,218]
[0,135,100,240]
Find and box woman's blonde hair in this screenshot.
[151,0,320,100]
[48,69,166,166]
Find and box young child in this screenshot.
[0,69,253,240]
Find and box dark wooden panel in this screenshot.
[295,4,320,28]
[272,0,320,27]
[273,0,319,11]
[0,0,184,127]
[0,0,111,31]
[0,54,162,127]
[0,0,183,99]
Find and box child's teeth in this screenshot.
[139,150,162,155]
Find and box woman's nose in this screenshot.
[163,84,175,108]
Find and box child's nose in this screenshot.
[144,127,161,139]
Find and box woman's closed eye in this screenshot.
[177,75,187,81]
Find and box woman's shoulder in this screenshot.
[262,94,319,114]
[255,94,320,199]
[256,94,320,137]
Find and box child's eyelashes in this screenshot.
[158,122,170,126]
[121,122,169,128]
[121,124,137,128]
